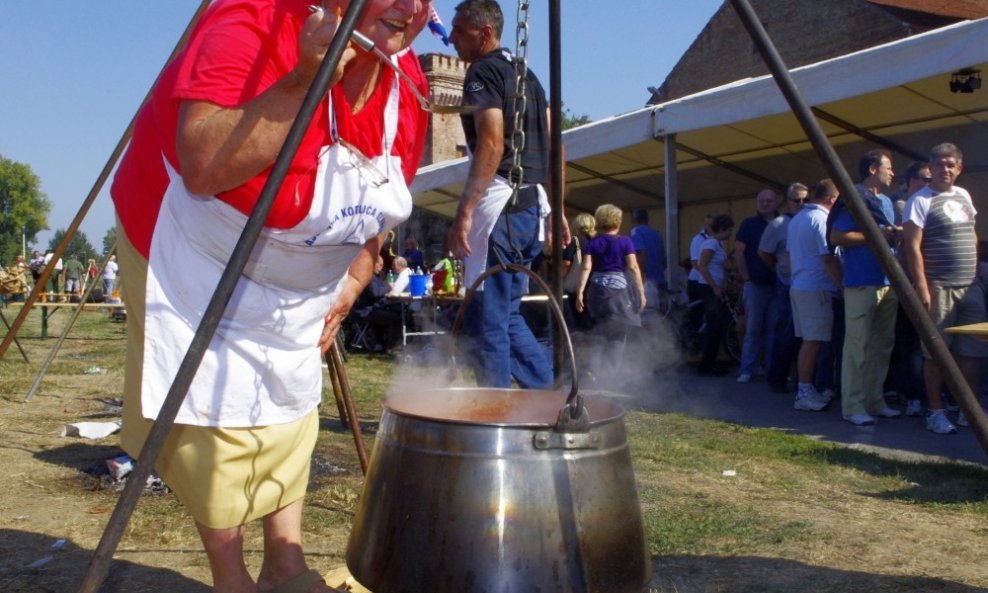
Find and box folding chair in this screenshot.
[342,316,374,352]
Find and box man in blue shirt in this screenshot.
[630,208,666,311]
[788,179,843,411]
[829,149,902,425]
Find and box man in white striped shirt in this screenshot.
[903,142,987,434]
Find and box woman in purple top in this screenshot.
[575,204,646,381]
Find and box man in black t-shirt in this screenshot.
[447,0,569,389]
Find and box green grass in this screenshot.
[626,409,988,560]
[5,311,988,591]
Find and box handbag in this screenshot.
[562,236,582,293]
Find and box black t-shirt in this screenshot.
[460,48,549,185]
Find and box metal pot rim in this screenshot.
[382,387,625,428]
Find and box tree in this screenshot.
[561,107,591,130]
[48,229,98,264]
[0,155,52,266]
[102,227,118,256]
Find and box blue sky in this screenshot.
[0,0,721,252]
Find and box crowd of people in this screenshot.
[684,143,985,434]
[0,251,118,303]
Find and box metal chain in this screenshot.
[508,0,530,198]
[491,0,531,271]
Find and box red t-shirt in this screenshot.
[111,0,428,257]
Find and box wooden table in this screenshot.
[6,301,126,339]
[945,322,988,340]
[385,293,462,346]
[385,293,555,347]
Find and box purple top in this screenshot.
[584,234,636,273]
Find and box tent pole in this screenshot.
[548,0,565,377]
[663,133,679,297]
[75,2,371,591]
[0,0,213,362]
[728,0,988,459]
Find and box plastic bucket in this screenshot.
[408,274,427,296]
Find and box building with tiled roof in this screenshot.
[650,0,988,104]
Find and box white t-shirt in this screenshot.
[903,185,978,287]
[389,267,410,296]
[697,237,726,287]
[102,260,118,280]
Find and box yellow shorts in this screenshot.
[117,225,317,529]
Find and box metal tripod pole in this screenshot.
[729,0,988,459]
[75,2,370,591]
[0,0,213,362]
[0,308,28,362]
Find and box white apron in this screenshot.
[462,175,550,290]
[142,71,410,427]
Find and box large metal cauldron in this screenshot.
[345,387,651,593]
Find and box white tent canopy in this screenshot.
[411,16,988,267]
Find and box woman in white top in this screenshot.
[695,214,734,375]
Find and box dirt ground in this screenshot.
[0,317,362,593]
[2,309,988,593]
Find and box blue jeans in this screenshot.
[740,281,773,376]
[766,280,799,389]
[465,206,553,389]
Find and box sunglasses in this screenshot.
[788,198,806,204]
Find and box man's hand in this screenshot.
[546,215,571,251]
[448,213,473,258]
[915,281,932,312]
[559,215,571,247]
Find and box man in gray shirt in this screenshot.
[903,142,986,434]
[758,182,806,393]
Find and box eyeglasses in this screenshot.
[918,177,933,183]
[789,198,806,204]
[338,138,390,188]
[294,139,391,206]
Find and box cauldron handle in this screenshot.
[451,262,584,421]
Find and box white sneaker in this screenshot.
[926,410,957,434]
[794,387,827,411]
[872,407,902,419]
[818,388,836,403]
[844,413,876,426]
[737,373,753,384]
[905,400,923,417]
[955,408,984,427]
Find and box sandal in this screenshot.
[268,569,341,593]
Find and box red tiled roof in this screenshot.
[867,0,988,19]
